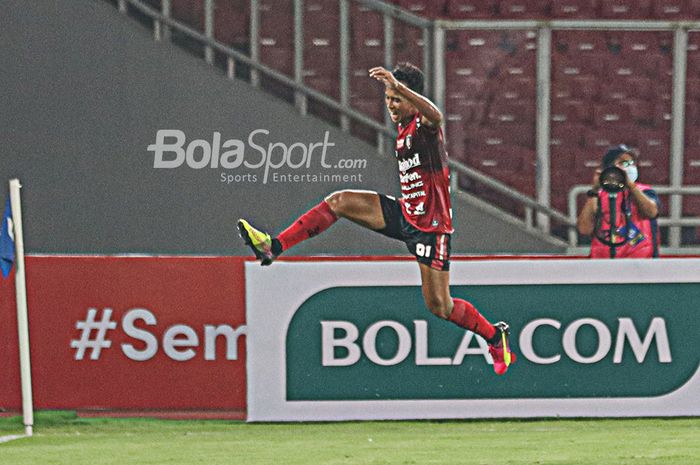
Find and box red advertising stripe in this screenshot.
[0,256,246,412]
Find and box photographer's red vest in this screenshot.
[590,182,660,259]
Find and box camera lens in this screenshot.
[599,166,626,193]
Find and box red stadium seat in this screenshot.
[487,101,536,124]
[606,31,672,61]
[464,124,536,151]
[553,31,608,56]
[686,101,700,126]
[686,78,700,100]
[583,127,639,150]
[497,0,551,18]
[257,0,294,73]
[445,97,488,126]
[606,53,666,80]
[624,99,656,125]
[550,122,587,149]
[599,77,654,101]
[683,150,700,184]
[214,0,249,46]
[573,151,602,179]
[552,54,605,79]
[550,0,598,18]
[171,0,203,29]
[466,145,536,193]
[393,23,428,66]
[551,99,593,124]
[395,0,447,17]
[491,76,536,103]
[652,0,695,19]
[593,102,639,127]
[551,76,599,101]
[599,0,653,18]
[350,3,384,50]
[445,0,498,18]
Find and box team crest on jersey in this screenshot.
[432,219,439,227]
[405,135,412,149]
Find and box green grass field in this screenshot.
[1,411,699,465]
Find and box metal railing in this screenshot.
[117,0,700,250]
[119,0,572,233]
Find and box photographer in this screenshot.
[577,145,661,258]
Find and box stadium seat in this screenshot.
[606,53,666,80]
[551,99,593,124]
[445,0,498,18]
[553,31,608,56]
[583,127,639,151]
[497,0,551,18]
[445,97,488,125]
[686,101,700,126]
[551,76,599,101]
[624,99,656,126]
[683,150,700,184]
[551,54,605,79]
[491,76,536,103]
[550,122,587,148]
[393,23,427,66]
[573,150,602,177]
[171,0,203,29]
[214,0,249,47]
[466,145,536,194]
[395,0,447,17]
[550,0,598,18]
[470,124,521,150]
[487,100,536,124]
[606,30,659,55]
[686,78,700,100]
[445,117,469,161]
[599,77,654,101]
[257,0,294,73]
[653,99,673,127]
[652,0,695,19]
[599,0,653,18]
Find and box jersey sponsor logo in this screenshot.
[401,181,424,191]
[403,190,427,200]
[400,171,421,183]
[398,153,421,172]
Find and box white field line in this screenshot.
[0,434,27,444]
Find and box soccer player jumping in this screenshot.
[238,63,515,375]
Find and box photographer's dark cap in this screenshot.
[602,144,635,167]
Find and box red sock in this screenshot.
[448,298,496,341]
[277,200,338,251]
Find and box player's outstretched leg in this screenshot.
[448,298,516,375]
[238,199,339,266]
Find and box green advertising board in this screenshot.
[247,259,700,421]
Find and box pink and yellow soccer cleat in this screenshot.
[488,321,516,375]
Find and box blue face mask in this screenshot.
[624,165,638,183]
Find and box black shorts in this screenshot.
[375,194,451,271]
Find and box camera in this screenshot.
[599,166,626,193]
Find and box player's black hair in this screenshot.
[392,62,424,95]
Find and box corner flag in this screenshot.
[0,197,15,278]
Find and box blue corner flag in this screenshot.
[1,197,15,278]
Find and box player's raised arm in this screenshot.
[369,66,443,128]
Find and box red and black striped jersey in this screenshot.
[395,114,453,234]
